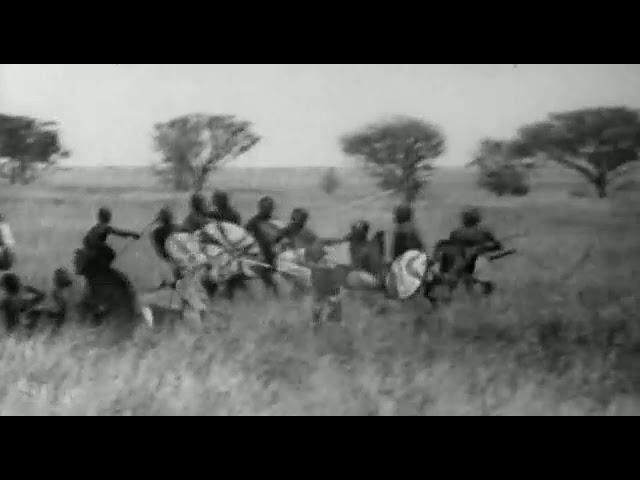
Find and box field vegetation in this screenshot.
[1,165,639,415]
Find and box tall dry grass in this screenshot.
[0,167,639,415]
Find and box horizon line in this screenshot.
[57,163,468,170]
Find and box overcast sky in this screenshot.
[2,64,640,168]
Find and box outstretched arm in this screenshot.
[321,234,350,247]
[273,225,293,245]
[109,226,141,240]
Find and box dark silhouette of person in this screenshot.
[181,194,210,233]
[245,196,280,296]
[448,207,502,294]
[29,268,75,330]
[391,204,425,261]
[151,207,182,289]
[208,190,242,225]
[1,273,45,333]
[274,208,318,250]
[83,207,141,271]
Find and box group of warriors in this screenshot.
[0,188,513,334]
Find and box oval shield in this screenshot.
[385,250,429,300]
[165,222,264,283]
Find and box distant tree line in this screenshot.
[470,107,640,199]
[4,106,639,203]
[153,107,640,202]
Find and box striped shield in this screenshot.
[276,248,312,287]
[165,221,263,284]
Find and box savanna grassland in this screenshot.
[1,165,640,415]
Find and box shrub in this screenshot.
[321,167,341,194]
[478,164,530,197]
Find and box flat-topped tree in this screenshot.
[513,107,640,198]
[0,114,69,184]
[340,116,446,204]
[153,114,261,192]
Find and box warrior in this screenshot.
[208,190,242,226]
[47,268,74,328]
[0,273,46,333]
[271,208,343,297]
[150,207,182,289]
[181,193,210,233]
[245,196,280,296]
[391,204,425,261]
[347,221,374,270]
[82,207,141,272]
[274,208,319,251]
[448,207,503,295]
[422,238,463,304]
[305,241,344,325]
[78,207,140,320]
[28,268,75,330]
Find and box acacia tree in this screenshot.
[0,114,69,185]
[512,107,640,198]
[340,116,446,204]
[153,114,260,192]
[470,138,534,197]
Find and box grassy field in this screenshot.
[1,165,640,415]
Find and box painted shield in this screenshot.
[165,232,209,272]
[165,221,263,283]
[201,221,261,257]
[175,268,209,312]
[276,248,312,287]
[385,250,430,300]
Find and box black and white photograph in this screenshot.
[1,64,639,415]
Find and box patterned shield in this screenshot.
[276,248,312,287]
[165,221,263,284]
[385,250,432,300]
[165,232,209,272]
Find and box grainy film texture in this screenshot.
[1,64,639,415]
